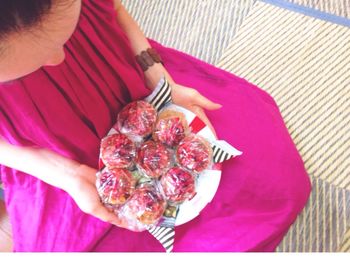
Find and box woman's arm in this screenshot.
[113,0,174,89]
[0,138,79,191]
[113,1,221,136]
[0,137,119,224]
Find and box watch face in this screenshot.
[136,48,162,71]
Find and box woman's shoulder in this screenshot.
[82,0,116,13]
[80,0,119,26]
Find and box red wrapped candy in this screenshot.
[117,101,157,141]
[100,133,136,169]
[119,183,166,231]
[153,109,189,147]
[96,167,136,206]
[136,140,172,179]
[160,167,196,204]
[176,134,213,173]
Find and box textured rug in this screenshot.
[339,228,350,252]
[123,0,257,64]
[216,1,350,252]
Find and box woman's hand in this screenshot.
[171,83,222,138]
[65,164,121,225]
[0,138,119,225]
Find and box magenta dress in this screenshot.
[0,0,311,252]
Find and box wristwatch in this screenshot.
[135,48,163,71]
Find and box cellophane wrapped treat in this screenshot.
[176,134,213,173]
[153,109,189,147]
[115,182,167,232]
[96,167,136,207]
[136,140,172,179]
[159,167,196,205]
[116,101,157,142]
[100,133,137,169]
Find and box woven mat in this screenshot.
[217,1,350,252]
[123,0,257,64]
[338,228,350,252]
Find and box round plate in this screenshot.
[100,104,222,227]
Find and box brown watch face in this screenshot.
[135,48,162,71]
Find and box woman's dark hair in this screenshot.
[0,0,53,39]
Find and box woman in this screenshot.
[0,0,311,252]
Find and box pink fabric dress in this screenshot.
[0,0,311,252]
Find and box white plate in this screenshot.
[101,104,223,227]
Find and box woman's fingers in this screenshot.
[193,91,222,111]
[91,204,120,225]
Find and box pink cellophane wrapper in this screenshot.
[96,167,137,207]
[100,133,137,169]
[116,101,157,142]
[153,108,189,147]
[136,140,173,179]
[114,182,167,232]
[176,134,213,173]
[159,167,196,205]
